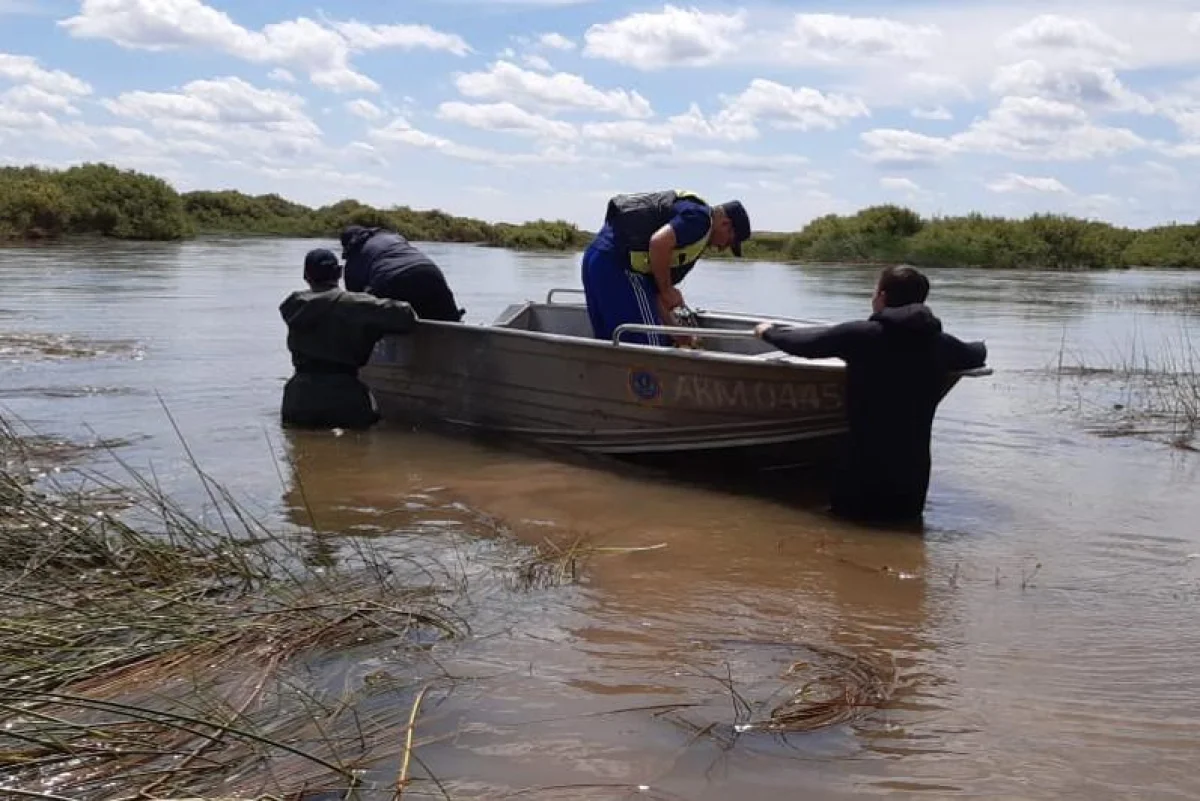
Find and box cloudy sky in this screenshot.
[1,0,1198,232]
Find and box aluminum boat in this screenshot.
[360,288,990,477]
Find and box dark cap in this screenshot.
[717,200,751,256]
[304,248,341,284]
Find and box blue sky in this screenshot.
[2,0,1199,232]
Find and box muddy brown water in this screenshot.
[2,237,1200,799]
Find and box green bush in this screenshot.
[1,163,188,241]
[783,207,1198,270]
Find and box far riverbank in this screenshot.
[3,162,1199,270]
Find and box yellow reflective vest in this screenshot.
[603,190,712,285]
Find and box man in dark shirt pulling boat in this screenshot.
[755,265,988,524]
[279,248,418,430]
[340,225,465,322]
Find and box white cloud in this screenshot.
[986,172,1072,194]
[104,77,311,126]
[454,61,652,118]
[580,120,675,154]
[369,118,464,154]
[0,53,91,96]
[368,116,586,167]
[716,79,870,133]
[653,149,808,174]
[582,5,746,69]
[249,163,392,191]
[329,21,471,56]
[726,179,789,193]
[345,99,384,121]
[904,72,974,103]
[538,33,575,51]
[784,13,942,63]
[522,54,553,72]
[0,106,61,133]
[457,99,758,157]
[1152,77,1200,142]
[880,176,923,193]
[955,96,1145,160]
[268,68,296,84]
[861,95,1146,167]
[912,106,953,121]
[997,14,1131,63]
[437,101,576,139]
[666,103,756,142]
[101,76,322,161]
[59,0,470,93]
[990,60,1151,112]
[1,85,84,114]
[859,128,956,168]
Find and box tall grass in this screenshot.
[0,413,466,800]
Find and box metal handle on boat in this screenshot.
[611,324,761,346]
[545,288,587,304]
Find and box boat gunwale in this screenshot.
[378,300,848,372]
[373,299,993,380]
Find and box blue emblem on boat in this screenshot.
[628,369,661,402]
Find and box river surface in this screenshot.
[2,237,1200,800]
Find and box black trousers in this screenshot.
[281,372,379,430]
[373,265,463,322]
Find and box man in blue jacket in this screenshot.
[582,191,751,346]
[340,225,465,322]
[755,265,988,524]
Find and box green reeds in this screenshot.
[0,415,463,800]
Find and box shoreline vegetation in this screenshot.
[0,409,611,799]
[2,162,1199,269]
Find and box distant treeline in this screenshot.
[2,163,1199,269]
[0,163,589,251]
[763,205,1200,270]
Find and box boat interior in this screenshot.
[491,290,829,358]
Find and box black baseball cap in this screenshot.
[304,248,341,283]
[717,200,751,256]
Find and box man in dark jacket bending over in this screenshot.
[340,225,464,322]
[754,265,987,524]
[280,248,418,430]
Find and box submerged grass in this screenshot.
[1119,286,1200,312]
[0,413,467,801]
[1052,324,1200,450]
[0,332,142,361]
[663,643,897,739]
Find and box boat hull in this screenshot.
[360,313,854,475]
[360,298,981,479]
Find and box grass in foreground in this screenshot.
[0,414,467,800]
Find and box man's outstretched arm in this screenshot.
[940,333,988,371]
[756,321,865,360]
[344,293,420,334]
